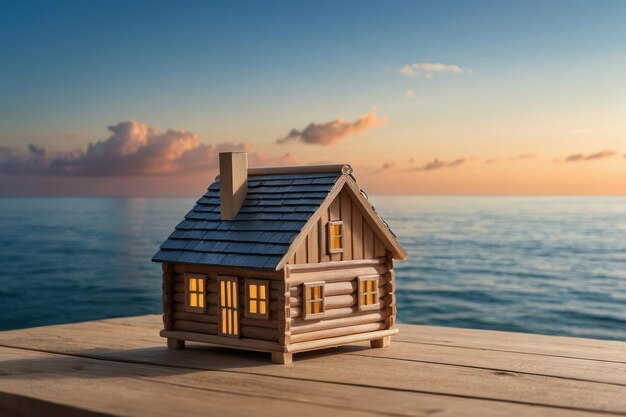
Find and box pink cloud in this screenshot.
[362,160,397,175]
[564,149,617,162]
[412,157,478,172]
[276,112,389,146]
[0,120,296,177]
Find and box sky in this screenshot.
[1,0,625,196]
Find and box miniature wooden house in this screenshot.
[153,152,406,363]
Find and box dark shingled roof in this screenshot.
[152,172,343,269]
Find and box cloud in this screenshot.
[412,157,478,172]
[396,62,467,79]
[510,153,538,161]
[27,144,45,157]
[0,120,296,177]
[364,160,397,175]
[406,89,414,99]
[564,149,617,162]
[380,160,396,170]
[276,112,389,146]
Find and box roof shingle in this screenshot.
[152,172,342,269]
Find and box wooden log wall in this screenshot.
[289,188,388,265]
[279,268,292,346]
[286,259,396,344]
[162,263,283,342]
[162,263,175,331]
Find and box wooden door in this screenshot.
[218,276,239,338]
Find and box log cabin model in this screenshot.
[153,152,407,364]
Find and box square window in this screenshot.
[245,279,269,319]
[303,282,325,320]
[184,274,207,313]
[357,275,380,311]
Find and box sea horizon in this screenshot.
[1,195,624,341]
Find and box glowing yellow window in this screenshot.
[328,221,343,254]
[245,279,269,319]
[184,274,206,313]
[358,275,380,311]
[303,282,325,320]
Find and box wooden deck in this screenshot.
[0,315,625,417]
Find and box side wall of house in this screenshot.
[282,256,396,345]
[161,263,284,343]
[288,188,388,265]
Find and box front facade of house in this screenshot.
[153,153,406,363]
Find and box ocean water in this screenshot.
[0,196,625,341]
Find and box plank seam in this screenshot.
[346,352,626,388]
[0,344,624,416]
[393,339,626,365]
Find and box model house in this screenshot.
[153,152,406,363]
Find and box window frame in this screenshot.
[303,281,325,320]
[184,273,207,314]
[244,279,270,319]
[357,275,380,312]
[327,220,344,254]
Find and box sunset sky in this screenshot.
[1,0,625,195]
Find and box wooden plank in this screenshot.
[173,264,283,280]
[2,316,626,417]
[244,164,352,177]
[290,300,388,319]
[173,320,217,334]
[374,237,386,258]
[286,258,384,273]
[290,288,386,309]
[363,221,374,259]
[341,189,352,261]
[287,264,388,285]
[319,206,330,263]
[352,339,626,386]
[295,235,308,264]
[328,196,341,262]
[162,263,174,331]
[289,280,384,301]
[278,270,291,346]
[395,325,626,363]
[0,347,378,417]
[162,330,283,352]
[307,225,318,263]
[351,199,363,259]
[290,311,387,334]
[0,341,602,417]
[289,322,386,343]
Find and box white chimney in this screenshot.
[219,152,248,220]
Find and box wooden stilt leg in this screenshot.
[370,336,391,348]
[271,352,293,364]
[167,338,185,350]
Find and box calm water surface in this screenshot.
[0,196,625,340]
